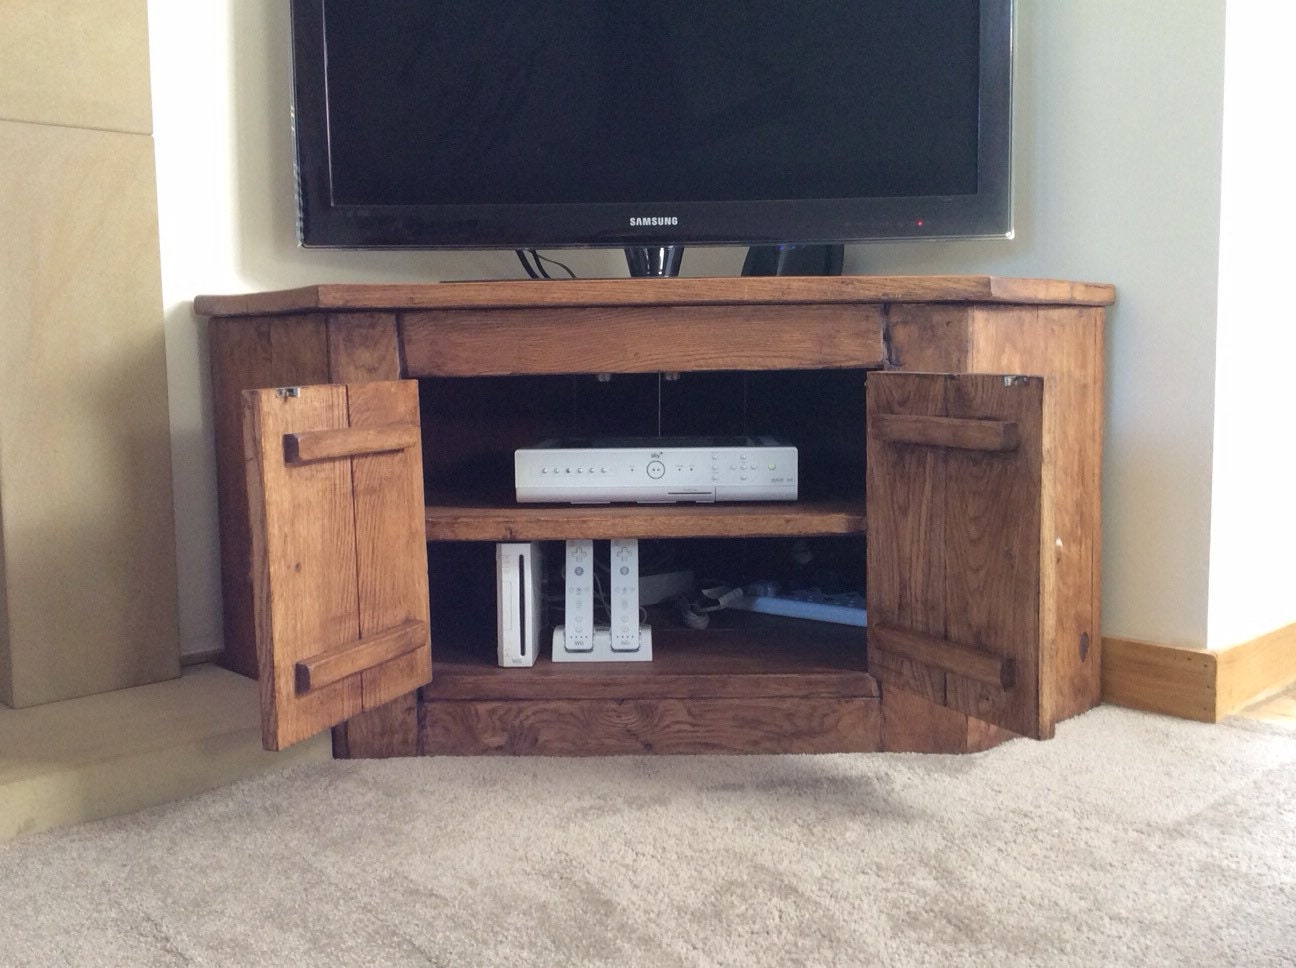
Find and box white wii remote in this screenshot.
[563,539,595,652]
[609,538,640,652]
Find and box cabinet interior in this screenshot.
[419,367,871,683]
[417,368,869,505]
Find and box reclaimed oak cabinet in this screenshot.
[196,275,1112,756]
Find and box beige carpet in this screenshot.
[2,704,1293,967]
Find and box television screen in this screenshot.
[290,0,1013,257]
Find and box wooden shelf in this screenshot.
[194,275,1118,317]
[423,625,874,703]
[423,498,865,542]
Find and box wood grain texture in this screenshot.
[882,305,971,372]
[243,381,431,750]
[879,683,1018,754]
[200,278,1109,758]
[869,625,1016,689]
[284,423,420,464]
[401,305,886,377]
[208,311,400,679]
[295,619,428,694]
[965,715,1019,753]
[244,384,363,749]
[869,414,1020,452]
[1233,680,1296,729]
[880,685,971,753]
[423,632,874,702]
[420,696,881,755]
[866,373,949,706]
[1101,637,1216,722]
[942,374,1047,737]
[867,373,1049,739]
[210,316,329,677]
[342,382,433,715]
[326,313,402,383]
[423,499,865,542]
[1102,623,1296,723]
[870,651,946,707]
[332,692,421,759]
[969,306,1104,722]
[1217,622,1296,717]
[194,276,1117,318]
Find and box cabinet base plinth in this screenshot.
[418,696,882,756]
[328,687,1028,758]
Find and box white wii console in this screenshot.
[553,538,652,662]
[495,542,544,667]
[515,436,796,504]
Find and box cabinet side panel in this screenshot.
[210,316,329,677]
[968,307,1104,720]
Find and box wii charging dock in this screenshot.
[552,625,653,662]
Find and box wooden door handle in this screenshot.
[294,619,429,694]
[283,422,421,464]
[870,624,1016,690]
[869,414,1019,452]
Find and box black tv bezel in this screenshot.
[289,0,1014,251]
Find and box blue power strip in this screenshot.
[729,590,867,627]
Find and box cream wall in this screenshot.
[149,1,1248,660]
[1206,5,1296,648]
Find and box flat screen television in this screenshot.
[289,0,1014,276]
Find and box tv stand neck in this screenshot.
[624,245,684,277]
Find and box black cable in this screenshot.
[530,249,577,279]
[517,249,578,280]
[516,249,541,279]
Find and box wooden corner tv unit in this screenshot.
[196,275,1113,757]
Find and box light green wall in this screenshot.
[845,1,1228,649]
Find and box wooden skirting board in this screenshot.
[1102,622,1296,722]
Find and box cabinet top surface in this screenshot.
[194,275,1116,318]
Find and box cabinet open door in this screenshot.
[866,371,1054,740]
[242,380,432,751]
